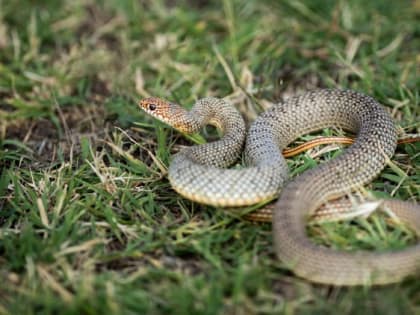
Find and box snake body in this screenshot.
[139,89,420,285]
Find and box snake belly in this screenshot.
[147,89,420,285]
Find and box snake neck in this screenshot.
[186,98,243,134]
[178,97,247,168]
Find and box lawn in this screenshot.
[0,0,419,314]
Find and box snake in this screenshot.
[139,89,420,285]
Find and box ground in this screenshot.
[0,1,419,314]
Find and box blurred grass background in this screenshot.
[0,0,419,314]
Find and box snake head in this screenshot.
[139,97,171,120]
[139,97,191,133]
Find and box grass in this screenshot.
[0,0,419,314]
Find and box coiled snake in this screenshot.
[139,89,420,285]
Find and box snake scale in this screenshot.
[139,89,420,285]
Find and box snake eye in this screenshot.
[148,103,157,111]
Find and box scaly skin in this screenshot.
[139,89,420,285]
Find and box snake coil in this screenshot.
[139,89,420,285]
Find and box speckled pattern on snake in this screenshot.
[139,89,420,285]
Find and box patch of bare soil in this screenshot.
[3,104,108,168]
